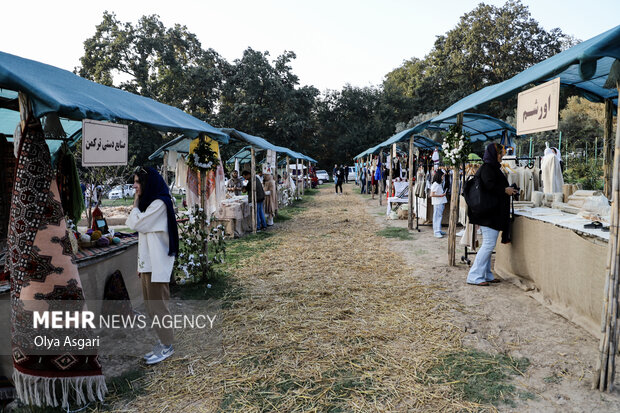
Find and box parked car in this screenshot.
[315,170,329,184]
[347,166,356,182]
[108,184,135,199]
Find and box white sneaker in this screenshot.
[145,345,174,365]
[143,342,164,360]
[434,233,444,238]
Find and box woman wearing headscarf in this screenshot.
[126,167,179,364]
[263,173,278,226]
[466,143,518,286]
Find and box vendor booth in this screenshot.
[431,24,620,390]
[0,51,228,408]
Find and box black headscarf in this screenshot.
[137,167,179,256]
[482,143,501,168]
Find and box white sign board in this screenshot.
[81,119,128,167]
[516,77,560,135]
[263,149,277,174]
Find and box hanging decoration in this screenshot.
[187,136,219,173]
[441,125,471,166]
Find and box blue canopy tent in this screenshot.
[433,24,620,122]
[0,51,228,142]
[1,90,82,164]
[410,113,520,143]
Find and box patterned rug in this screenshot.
[6,122,106,408]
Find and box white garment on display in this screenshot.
[541,152,564,194]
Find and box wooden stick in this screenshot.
[388,145,394,201]
[595,82,620,391]
[250,146,257,234]
[408,137,414,230]
[447,113,463,266]
[604,99,614,198]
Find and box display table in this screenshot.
[494,208,609,338]
[216,195,253,237]
[75,235,142,306]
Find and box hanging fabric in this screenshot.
[56,143,84,225]
[7,118,106,408]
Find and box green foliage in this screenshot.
[385,0,571,119]
[377,227,413,240]
[426,349,530,407]
[175,206,226,285]
[565,161,603,190]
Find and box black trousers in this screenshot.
[335,179,343,193]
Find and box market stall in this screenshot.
[0,51,228,408]
[494,208,609,338]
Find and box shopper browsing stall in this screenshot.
[126,167,179,364]
[466,144,517,286]
[430,169,447,238]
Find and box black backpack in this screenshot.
[463,171,498,215]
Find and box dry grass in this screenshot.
[104,187,487,412]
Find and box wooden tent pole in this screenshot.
[286,155,290,204]
[603,98,614,198]
[408,137,414,230]
[594,82,620,392]
[302,160,305,196]
[388,144,394,200]
[447,113,463,266]
[250,146,257,234]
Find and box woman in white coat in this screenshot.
[126,167,179,365]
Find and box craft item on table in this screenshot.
[6,120,105,407]
[112,237,121,245]
[562,184,577,203]
[96,237,110,247]
[531,191,544,207]
[90,230,102,241]
[567,190,603,209]
[80,234,91,243]
[553,193,564,203]
[529,207,565,216]
[578,195,611,223]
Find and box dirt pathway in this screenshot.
[362,184,620,412]
[113,186,486,412]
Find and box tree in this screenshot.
[385,0,571,119]
[77,12,226,166]
[217,48,319,158]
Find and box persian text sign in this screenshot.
[516,77,560,135]
[81,119,128,166]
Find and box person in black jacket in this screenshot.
[466,143,518,286]
[241,170,267,230]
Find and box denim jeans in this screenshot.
[433,203,445,235]
[256,201,267,230]
[467,226,499,284]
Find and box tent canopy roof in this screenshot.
[222,128,315,162]
[434,24,620,122]
[0,51,228,141]
[412,113,519,143]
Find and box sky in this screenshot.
[1,0,618,92]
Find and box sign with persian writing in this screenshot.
[81,119,128,166]
[516,77,560,135]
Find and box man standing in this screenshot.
[334,165,343,194]
[242,170,267,231]
[343,165,349,183]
